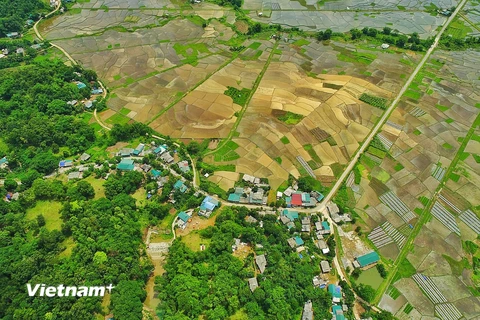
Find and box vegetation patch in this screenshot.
[293,39,310,46]
[413,129,422,136]
[249,42,261,49]
[280,136,290,144]
[337,51,377,65]
[304,144,322,164]
[436,104,450,112]
[442,142,453,150]
[26,201,63,231]
[359,93,388,110]
[394,163,404,171]
[449,172,460,182]
[224,86,251,107]
[214,141,240,162]
[277,111,304,125]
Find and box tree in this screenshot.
[350,28,362,40]
[186,141,200,155]
[376,263,387,278]
[93,251,107,265]
[3,179,17,192]
[76,180,95,200]
[354,283,376,302]
[36,214,46,227]
[382,26,392,35]
[111,281,145,320]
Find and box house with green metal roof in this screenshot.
[294,236,304,246]
[0,156,7,168]
[355,251,380,268]
[117,159,134,171]
[328,284,342,303]
[322,221,330,232]
[173,180,188,193]
[228,193,241,203]
[177,211,191,229]
[151,169,161,178]
[282,209,299,221]
[132,143,145,156]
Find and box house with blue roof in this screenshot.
[59,160,73,168]
[76,82,87,89]
[322,221,331,234]
[294,236,304,246]
[91,88,103,95]
[332,305,345,320]
[287,236,305,249]
[199,196,219,217]
[228,193,241,203]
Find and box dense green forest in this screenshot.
[0,59,97,175]
[0,0,46,36]
[156,206,338,320]
[0,172,154,319]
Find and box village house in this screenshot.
[117,159,134,171]
[301,216,311,232]
[245,215,258,224]
[328,284,342,303]
[141,164,152,172]
[0,157,8,169]
[255,254,267,273]
[153,144,167,155]
[312,275,327,289]
[173,180,188,193]
[80,153,91,161]
[177,160,190,173]
[287,236,304,249]
[176,211,191,229]
[68,171,82,180]
[353,251,380,269]
[118,148,134,157]
[199,196,218,217]
[302,301,313,320]
[160,152,174,164]
[132,143,145,156]
[320,260,331,273]
[248,278,258,292]
[316,239,330,254]
[59,160,73,168]
[332,305,346,320]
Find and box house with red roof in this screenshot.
[291,193,302,207]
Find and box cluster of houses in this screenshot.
[175,195,219,229]
[326,202,352,224]
[227,186,268,205]
[279,183,325,208]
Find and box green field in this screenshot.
[26,201,63,231]
[214,141,240,162]
[106,112,130,125]
[337,51,377,65]
[436,104,450,112]
[277,112,304,125]
[357,267,384,290]
[280,136,290,144]
[83,176,106,199]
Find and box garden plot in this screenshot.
[379,191,416,223]
[431,163,447,181]
[381,221,406,248]
[459,210,480,235]
[250,11,446,38]
[71,0,174,9]
[153,59,265,138]
[431,201,460,236]
[368,226,394,248]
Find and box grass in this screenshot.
[449,172,460,182]
[59,237,76,258]
[274,157,282,164]
[337,51,377,65]
[404,89,421,100]
[443,255,470,276]
[180,231,211,251]
[26,201,63,231]
[214,141,240,162]
[404,303,414,314]
[173,42,210,60]
[224,87,251,107]
[394,163,404,171]
[105,113,130,125]
[418,196,429,206]
[304,144,322,164]
[442,142,453,150]
[387,286,401,299]
[119,107,131,116]
[357,266,384,290]
[413,129,422,136]
[367,147,387,159]
[185,15,206,27]
[394,258,416,280]
[436,104,450,112]
[84,176,106,199]
[359,93,388,110]
[293,39,310,46]
[277,111,304,125]
[280,136,290,144]
[249,42,261,50]
[113,74,121,80]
